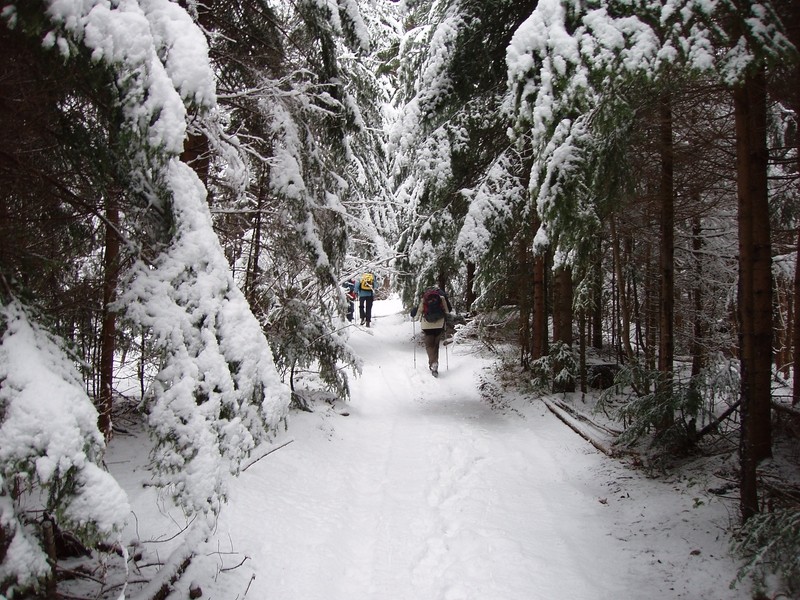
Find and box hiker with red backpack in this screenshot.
[354,272,378,327]
[410,287,451,377]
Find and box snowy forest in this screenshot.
[1,0,800,598]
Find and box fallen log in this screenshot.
[541,397,628,458]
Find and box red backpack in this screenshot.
[421,288,445,322]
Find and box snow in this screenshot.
[117,160,289,517]
[109,296,753,600]
[0,301,129,595]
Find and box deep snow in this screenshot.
[109,297,752,600]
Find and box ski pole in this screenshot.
[445,337,449,371]
[412,318,417,367]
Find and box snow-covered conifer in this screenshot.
[0,301,129,597]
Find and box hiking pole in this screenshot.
[412,318,417,367]
[444,337,449,371]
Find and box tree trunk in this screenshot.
[552,264,575,393]
[790,3,800,406]
[591,237,603,349]
[553,265,573,346]
[517,238,532,368]
[610,217,634,361]
[691,216,705,379]
[657,91,675,427]
[531,252,548,361]
[98,194,120,441]
[530,214,548,361]
[579,308,587,394]
[734,68,773,522]
[794,227,800,406]
[465,261,477,313]
[245,188,265,306]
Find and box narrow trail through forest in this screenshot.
[215,298,742,600]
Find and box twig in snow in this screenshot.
[243,574,256,598]
[242,440,294,472]
[220,555,250,572]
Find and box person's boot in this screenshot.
[430,362,438,377]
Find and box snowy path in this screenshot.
[217,299,633,599]
[210,298,744,599]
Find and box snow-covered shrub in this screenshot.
[0,301,129,598]
[530,341,577,393]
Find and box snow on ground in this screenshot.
[111,296,753,600]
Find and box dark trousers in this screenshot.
[359,295,374,323]
[423,328,444,366]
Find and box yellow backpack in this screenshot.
[360,273,374,291]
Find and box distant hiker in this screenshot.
[354,272,378,327]
[342,279,356,322]
[411,287,451,377]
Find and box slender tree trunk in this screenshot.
[245,189,265,306]
[735,68,773,522]
[98,194,120,441]
[790,3,800,406]
[517,238,532,368]
[643,240,656,371]
[531,252,548,360]
[552,264,575,393]
[591,237,603,350]
[610,217,634,361]
[690,216,706,379]
[579,308,587,394]
[465,261,477,313]
[530,214,548,361]
[658,92,675,427]
[794,228,800,406]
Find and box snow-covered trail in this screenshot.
[221,297,643,600]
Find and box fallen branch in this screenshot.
[696,400,741,439]
[220,555,250,573]
[550,398,622,436]
[242,574,256,599]
[541,397,628,458]
[242,439,294,472]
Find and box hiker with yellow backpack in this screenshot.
[354,272,378,327]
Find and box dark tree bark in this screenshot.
[610,217,634,361]
[97,194,120,441]
[657,91,675,427]
[552,264,575,393]
[690,216,706,379]
[591,238,603,350]
[553,265,573,346]
[794,227,800,406]
[734,68,773,522]
[786,2,800,406]
[244,188,265,307]
[531,252,548,361]
[465,261,477,313]
[517,238,533,368]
